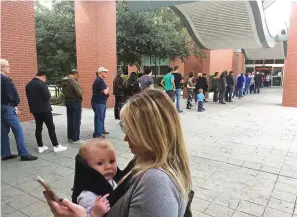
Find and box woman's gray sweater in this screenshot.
[106,168,186,217]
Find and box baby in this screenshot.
[72,139,118,217]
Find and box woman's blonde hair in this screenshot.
[198,73,202,77]
[120,89,191,200]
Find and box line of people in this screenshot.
[1,58,112,160]
[212,71,264,104]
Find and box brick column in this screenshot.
[282,3,297,107]
[0,1,37,121]
[75,0,116,108]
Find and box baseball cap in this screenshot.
[96,67,108,73]
[69,68,78,75]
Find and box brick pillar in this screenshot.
[282,3,297,107]
[0,1,37,121]
[75,0,116,108]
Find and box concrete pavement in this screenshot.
[1,87,297,217]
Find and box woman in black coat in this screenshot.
[195,73,204,103]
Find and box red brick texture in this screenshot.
[0,1,37,121]
[75,0,116,108]
[282,3,297,108]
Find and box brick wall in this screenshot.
[75,0,116,108]
[282,3,297,107]
[0,1,37,121]
[209,49,234,73]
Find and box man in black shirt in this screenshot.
[1,59,37,161]
[26,70,67,153]
[113,70,125,120]
[173,66,184,113]
[91,67,109,138]
[225,71,235,102]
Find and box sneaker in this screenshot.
[68,139,73,143]
[178,110,183,113]
[2,154,18,161]
[21,154,38,161]
[72,140,85,144]
[53,145,68,153]
[103,130,109,135]
[38,146,49,153]
[94,135,105,139]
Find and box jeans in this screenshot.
[92,103,106,137]
[245,84,250,95]
[175,89,182,111]
[198,101,204,111]
[219,89,226,102]
[65,101,82,141]
[238,87,243,97]
[250,84,255,94]
[213,89,219,102]
[33,112,58,147]
[186,90,193,109]
[114,96,125,120]
[233,86,238,97]
[165,90,175,102]
[1,105,29,157]
[226,86,233,102]
[255,84,260,93]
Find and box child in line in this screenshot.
[72,139,118,217]
[197,89,205,112]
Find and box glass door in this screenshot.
[271,67,283,87]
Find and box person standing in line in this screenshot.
[254,72,262,94]
[237,72,245,99]
[202,73,209,102]
[195,73,204,104]
[91,67,109,139]
[225,71,234,102]
[250,72,255,94]
[173,66,184,113]
[245,73,252,95]
[212,72,219,102]
[124,72,140,100]
[62,69,84,144]
[26,70,68,153]
[161,67,176,102]
[113,70,125,120]
[186,72,195,109]
[218,71,227,104]
[1,59,38,161]
[138,67,154,90]
[197,89,205,112]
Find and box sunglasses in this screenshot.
[119,121,126,134]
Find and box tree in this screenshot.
[116,2,205,71]
[35,0,77,84]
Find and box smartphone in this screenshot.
[36,175,60,202]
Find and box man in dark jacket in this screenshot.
[218,72,227,104]
[225,71,234,102]
[62,69,84,144]
[202,73,209,102]
[113,70,125,120]
[254,72,262,94]
[1,58,37,161]
[26,70,67,153]
[212,72,219,102]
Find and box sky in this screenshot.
[264,0,292,36]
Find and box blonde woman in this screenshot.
[44,89,192,217]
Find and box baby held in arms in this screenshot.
[72,139,118,217]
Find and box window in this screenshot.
[272,67,283,76]
[159,66,168,76]
[246,67,254,73]
[275,59,284,64]
[264,59,274,64]
[255,60,264,64]
[245,59,254,64]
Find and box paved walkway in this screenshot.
[2,88,297,217]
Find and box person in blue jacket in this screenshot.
[245,73,252,95]
[237,72,245,99]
